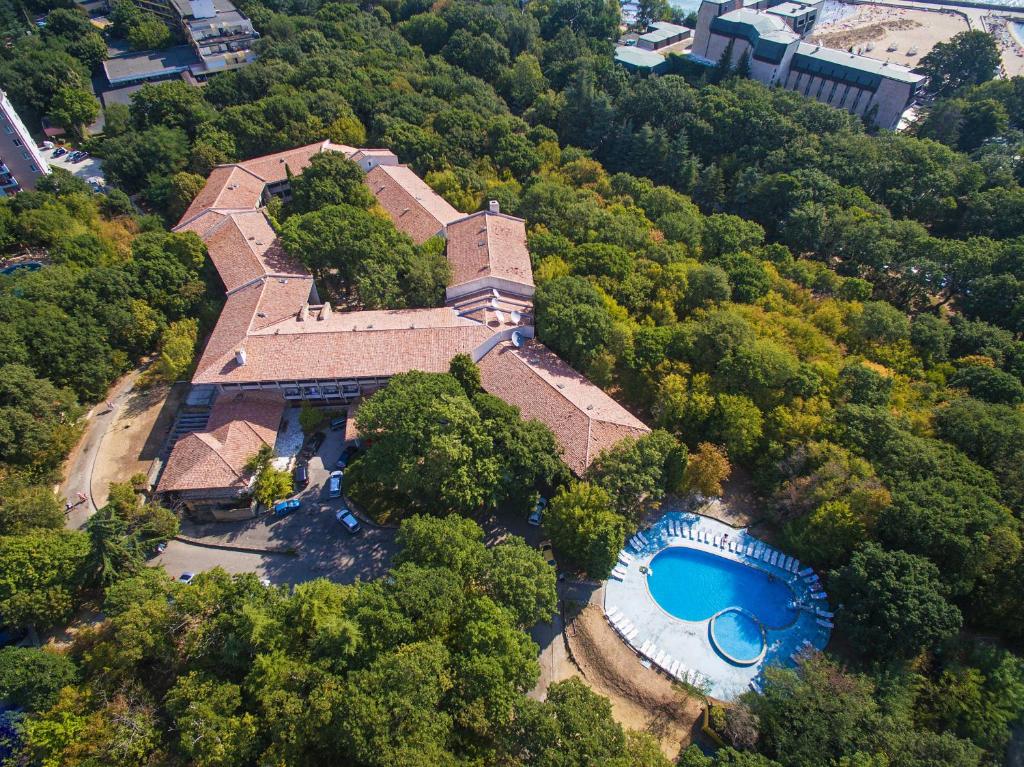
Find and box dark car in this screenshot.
[293,463,308,489]
[273,499,301,517]
[72,151,90,163]
[52,147,67,157]
[330,415,347,431]
[335,444,359,469]
[336,506,360,534]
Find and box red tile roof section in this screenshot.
[364,164,462,244]
[446,212,535,291]
[156,391,285,493]
[478,340,650,475]
[180,165,266,223]
[235,141,355,183]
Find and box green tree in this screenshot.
[683,441,731,497]
[831,543,962,660]
[164,672,259,767]
[253,465,293,507]
[544,482,628,578]
[289,152,375,214]
[0,530,89,629]
[449,353,482,396]
[127,13,172,51]
[150,318,198,384]
[48,86,99,135]
[586,430,686,519]
[0,647,78,711]
[919,31,1001,96]
[0,480,65,534]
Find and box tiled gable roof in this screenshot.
[180,165,266,223]
[364,164,462,244]
[478,340,650,475]
[446,211,535,292]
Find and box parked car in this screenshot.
[273,499,301,517]
[67,151,83,161]
[179,572,196,584]
[72,151,90,163]
[293,463,308,489]
[539,540,556,568]
[528,496,547,526]
[335,505,360,534]
[52,147,67,157]
[335,444,359,468]
[327,470,343,498]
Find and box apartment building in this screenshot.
[0,90,49,196]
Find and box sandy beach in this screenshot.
[985,14,1024,77]
[808,3,970,68]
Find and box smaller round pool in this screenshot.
[710,608,766,666]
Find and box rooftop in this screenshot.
[445,211,535,293]
[614,46,669,69]
[102,45,198,85]
[363,164,462,244]
[795,42,925,84]
[478,340,650,475]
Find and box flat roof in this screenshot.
[650,21,690,34]
[767,2,813,16]
[103,45,198,85]
[796,42,925,84]
[614,46,668,68]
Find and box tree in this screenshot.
[0,647,78,712]
[253,465,293,507]
[0,530,89,629]
[164,672,259,767]
[683,442,730,497]
[544,482,629,578]
[298,403,325,434]
[0,481,65,534]
[288,152,375,214]
[712,38,735,83]
[586,430,686,519]
[919,31,1001,96]
[346,372,500,520]
[165,172,207,222]
[126,13,172,51]
[48,86,99,135]
[449,353,481,397]
[830,543,962,660]
[150,318,197,384]
[948,364,1024,405]
[534,276,614,371]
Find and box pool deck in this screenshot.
[604,512,832,701]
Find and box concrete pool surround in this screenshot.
[604,511,832,700]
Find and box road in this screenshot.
[59,368,142,529]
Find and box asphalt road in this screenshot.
[59,369,141,530]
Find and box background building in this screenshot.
[0,90,49,196]
[691,0,924,130]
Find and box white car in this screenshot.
[528,496,547,526]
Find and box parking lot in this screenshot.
[45,145,105,188]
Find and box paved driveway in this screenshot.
[46,147,104,186]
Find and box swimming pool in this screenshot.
[710,608,765,665]
[647,547,796,628]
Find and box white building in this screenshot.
[0,90,49,196]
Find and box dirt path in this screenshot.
[565,604,704,760]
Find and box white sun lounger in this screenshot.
[772,551,781,566]
[803,574,819,584]
[810,591,827,600]
[639,640,652,655]
[669,659,680,677]
[688,526,694,540]
[712,535,719,547]
[636,531,649,545]
[619,550,634,563]
[782,555,792,570]
[746,543,754,556]
[654,650,666,666]
[619,619,635,635]
[798,566,814,576]
[817,618,834,629]
[749,679,762,694]
[792,559,801,573]
[625,626,639,641]
[816,608,834,618]
[611,566,627,580]
[606,606,621,621]
[704,530,711,543]
[645,644,658,662]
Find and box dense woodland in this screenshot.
[2,0,1024,764]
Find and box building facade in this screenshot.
[0,90,49,196]
[691,0,924,130]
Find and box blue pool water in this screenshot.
[710,609,765,664]
[0,262,42,276]
[647,547,795,628]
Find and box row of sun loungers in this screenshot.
[607,604,710,687]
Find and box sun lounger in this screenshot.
[783,555,793,570]
[761,548,771,563]
[798,566,813,577]
[625,626,639,641]
[639,640,652,655]
[688,526,694,540]
[645,645,658,662]
[629,536,640,551]
[636,531,649,545]
[803,573,819,582]
[810,591,827,600]
[817,618,834,629]
[606,606,621,621]
[619,550,634,563]
[669,659,680,677]
[704,530,711,543]
[791,559,801,573]
[712,535,719,547]
[750,679,762,694]
[654,650,666,666]
[816,609,834,618]
[746,543,754,556]
[611,565,627,579]
[773,552,781,566]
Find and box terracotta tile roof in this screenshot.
[445,212,534,292]
[364,164,462,244]
[157,391,285,493]
[179,165,266,224]
[236,140,355,184]
[478,340,650,475]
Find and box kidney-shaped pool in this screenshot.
[647,546,796,628]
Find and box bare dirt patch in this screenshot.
[91,382,185,506]
[565,603,704,760]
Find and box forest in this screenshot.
[2,0,1024,763]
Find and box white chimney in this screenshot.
[319,302,332,320]
[298,305,308,322]
[235,348,247,365]
[488,199,500,214]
